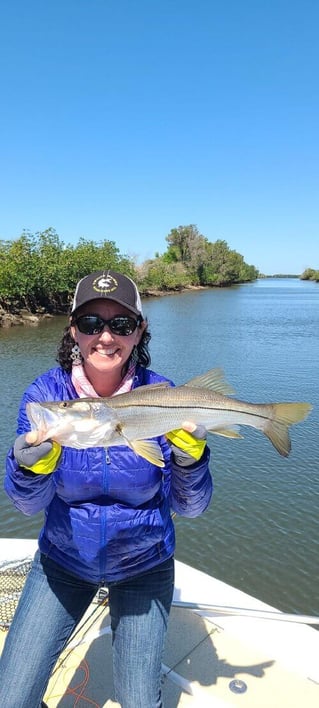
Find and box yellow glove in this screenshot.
[14,434,61,475]
[166,425,207,466]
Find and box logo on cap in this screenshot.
[92,274,118,294]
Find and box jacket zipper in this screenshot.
[100,448,109,581]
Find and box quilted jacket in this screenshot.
[5,365,213,583]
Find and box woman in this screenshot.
[0,269,212,708]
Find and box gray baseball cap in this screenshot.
[71,270,144,318]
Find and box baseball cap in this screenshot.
[71,270,144,318]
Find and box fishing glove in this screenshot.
[166,425,207,467]
[13,434,61,475]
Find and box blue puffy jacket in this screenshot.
[5,365,213,583]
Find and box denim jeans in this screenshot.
[0,550,174,708]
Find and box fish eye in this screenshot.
[59,401,69,409]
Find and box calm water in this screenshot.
[0,278,318,617]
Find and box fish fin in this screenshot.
[183,368,235,395]
[209,427,243,439]
[113,424,165,467]
[264,402,312,457]
[130,440,165,468]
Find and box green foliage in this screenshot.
[0,230,138,312]
[0,224,260,314]
[300,268,319,282]
[137,258,189,291]
[0,232,41,307]
[165,225,208,283]
[165,230,258,286]
[59,238,135,290]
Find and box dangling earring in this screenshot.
[130,345,139,365]
[70,343,82,366]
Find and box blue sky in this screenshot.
[0,0,318,275]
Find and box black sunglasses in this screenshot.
[73,314,141,336]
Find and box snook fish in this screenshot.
[26,369,312,467]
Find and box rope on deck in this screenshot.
[0,560,32,630]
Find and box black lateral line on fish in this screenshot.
[111,400,272,416]
[110,400,312,426]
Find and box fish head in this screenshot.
[26,398,119,449]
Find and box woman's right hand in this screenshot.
[13,433,61,474]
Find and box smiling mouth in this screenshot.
[95,347,119,357]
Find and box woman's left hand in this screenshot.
[166,423,207,467]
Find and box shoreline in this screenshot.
[0,285,208,328]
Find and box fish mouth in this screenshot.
[26,402,71,444]
[26,402,48,431]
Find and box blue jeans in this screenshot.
[0,550,174,708]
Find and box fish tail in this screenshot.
[264,402,312,457]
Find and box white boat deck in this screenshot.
[1,539,319,707]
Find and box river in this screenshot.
[0,278,318,617]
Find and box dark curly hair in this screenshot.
[56,322,152,374]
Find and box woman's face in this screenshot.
[70,299,145,385]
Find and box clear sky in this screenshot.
[0,0,318,275]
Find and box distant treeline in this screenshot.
[0,226,260,313]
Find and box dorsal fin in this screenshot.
[183,368,235,395]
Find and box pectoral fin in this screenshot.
[130,440,165,467]
[112,425,165,467]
